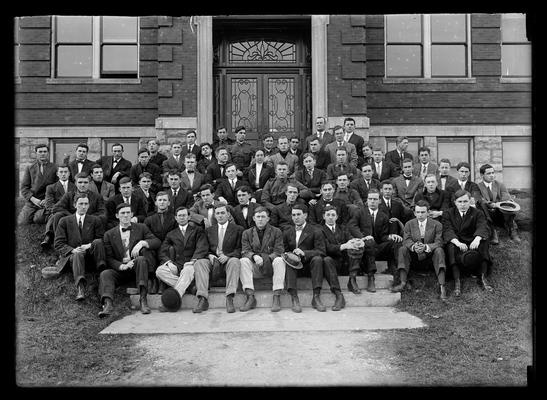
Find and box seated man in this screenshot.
[143,191,178,294]
[53,192,106,301]
[129,148,163,195]
[282,204,327,313]
[393,200,447,301]
[88,164,116,202]
[232,186,260,230]
[412,146,438,181]
[161,141,185,188]
[325,125,358,168]
[105,176,148,230]
[239,206,286,312]
[392,158,424,208]
[189,183,232,228]
[378,180,413,238]
[413,174,450,221]
[132,172,156,216]
[147,138,167,168]
[371,148,399,182]
[306,137,331,171]
[165,169,194,215]
[294,152,327,199]
[442,189,493,297]
[98,203,161,317]
[270,184,307,231]
[243,148,275,203]
[350,163,382,203]
[155,206,209,312]
[205,146,230,189]
[308,181,344,225]
[326,147,360,182]
[445,161,481,208]
[196,142,216,174]
[266,135,300,176]
[436,159,458,192]
[333,172,364,225]
[214,163,249,207]
[180,153,206,200]
[348,189,403,293]
[261,161,313,213]
[193,204,244,313]
[476,163,520,244]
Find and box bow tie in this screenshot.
[121,226,132,232]
[77,161,84,164]
[403,175,412,180]
[241,204,248,208]
[205,204,214,209]
[440,175,448,178]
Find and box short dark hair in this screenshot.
[335,147,348,154]
[321,181,335,189]
[439,158,451,165]
[360,163,373,171]
[224,162,237,171]
[200,142,212,150]
[479,164,494,175]
[90,163,102,172]
[116,202,132,213]
[285,184,299,193]
[309,137,320,144]
[199,183,214,193]
[118,176,132,185]
[236,185,252,195]
[395,136,408,145]
[292,203,308,214]
[215,146,229,156]
[402,158,413,165]
[34,144,49,152]
[112,143,124,150]
[276,160,289,168]
[74,172,90,181]
[335,171,349,180]
[186,130,196,137]
[380,180,393,188]
[168,169,181,177]
[214,203,228,212]
[290,135,300,142]
[139,172,152,181]
[76,143,89,151]
[138,148,150,156]
[367,188,381,197]
[454,189,470,200]
[343,117,356,125]
[73,192,89,204]
[323,205,338,215]
[332,125,344,133]
[175,206,189,215]
[156,191,169,199]
[184,153,197,160]
[235,126,246,134]
[457,162,472,171]
[418,146,431,155]
[262,133,274,141]
[216,126,226,132]
[302,152,315,161]
[414,199,430,210]
[57,164,70,171]
[254,206,270,216]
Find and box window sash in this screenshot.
[501,14,530,77]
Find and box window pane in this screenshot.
[104,140,139,162]
[502,167,532,189]
[102,16,138,42]
[386,138,421,158]
[102,45,138,74]
[502,14,528,42]
[231,78,258,132]
[386,15,422,43]
[431,45,466,76]
[502,140,531,166]
[57,45,93,77]
[57,16,92,43]
[386,45,422,77]
[431,14,466,42]
[268,78,295,134]
[438,140,469,178]
[53,141,83,164]
[502,44,531,76]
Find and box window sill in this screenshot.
[499,77,532,84]
[383,77,477,84]
[14,77,21,85]
[46,78,142,85]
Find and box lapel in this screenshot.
[251,227,261,250]
[128,223,138,251]
[180,224,190,247]
[73,214,83,243]
[297,224,310,246]
[491,181,499,201]
[261,224,272,251]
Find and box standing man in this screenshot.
[267,135,300,176]
[105,176,148,230]
[88,164,115,201]
[98,203,161,317]
[193,205,243,313]
[325,125,358,168]
[350,163,382,203]
[180,153,206,199]
[18,144,58,225]
[155,206,209,311]
[212,126,235,151]
[412,147,438,180]
[197,142,216,174]
[477,163,521,244]
[53,192,106,301]
[129,148,163,195]
[306,137,331,171]
[239,206,286,312]
[229,126,255,176]
[181,130,202,162]
[393,200,447,301]
[283,204,327,312]
[384,136,413,175]
[97,143,132,191]
[232,186,260,230]
[371,148,398,182]
[67,143,95,181]
[392,159,424,208]
[436,159,458,191]
[161,141,185,188]
[442,190,493,296]
[304,116,334,151]
[343,117,365,160]
[147,138,167,168]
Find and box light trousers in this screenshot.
[239,256,285,292]
[156,261,195,297]
[194,257,241,298]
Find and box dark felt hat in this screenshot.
[161,287,182,312]
[497,200,521,215]
[457,250,483,270]
[282,252,303,270]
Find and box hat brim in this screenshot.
[41,267,60,279]
[282,253,303,270]
[161,288,182,312]
[497,201,521,214]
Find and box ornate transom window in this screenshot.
[229,40,296,63]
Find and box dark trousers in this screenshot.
[398,246,446,275]
[68,239,105,286]
[347,242,377,275]
[481,204,516,232]
[317,257,342,291]
[285,255,324,293]
[362,239,401,272]
[142,248,161,274]
[446,241,491,276]
[51,211,72,238]
[98,255,149,302]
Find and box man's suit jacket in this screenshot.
[188,199,231,227]
[271,199,307,230]
[437,174,459,192]
[132,187,156,216]
[372,160,399,182]
[205,161,228,188]
[403,217,443,252]
[379,197,413,234]
[45,181,77,212]
[206,222,243,258]
[161,155,185,176]
[214,177,248,206]
[320,223,353,259]
[232,202,260,230]
[308,197,346,225]
[103,222,161,271]
[392,175,424,207]
[20,161,58,201]
[68,159,95,182]
[88,180,116,201]
[346,133,365,159]
[441,206,490,244]
[181,144,202,161]
[294,168,327,195]
[326,163,360,182]
[413,188,451,213]
[97,156,132,183]
[267,152,300,175]
[180,170,206,197]
[149,152,168,168]
[54,213,105,257]
[105,193,148,229]
[384,150,414,174]
[52,190,107,224]
[476,180,510,203]
[144,211,178,242]
[244,163,275,192]
[412,161,439,180]
[159,224,209,271]
[129,162,163,194]
[261,177,313,208]
[446,179,482,206]
[348,208,390,244]
[212,138,235,151]
[350,177,382,202]
[305,149,331,171]
[304,131,335,151]
[241,223,285,271]
[197,156,216,174]
[282,223,326,263]
[166,187,194,215]
[325,141,358,168]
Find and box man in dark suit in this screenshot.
[378,180,413,238]
[271,184,307,231]
[283,204,327,313]
[180,153,206,199]
[132,172,156,216]
[155,206,210,311]
[67,143,95,182]
[384,136,413,175]
[239,206,286,312]
[261,161,313,214]
[308,182,345,225]
[98,203,161,317]
[161,141,185,188]
[105,177,148,230]
[295,152,327,198]
[18,144,58,225]
[88,164,116,201]
[243,148,275,203]
[193,204,244,313]
[205,146,230,189]
[324,126,358,168]
[129,148,163,195]
[212,126,235,151]
[188,184,230,228]
[392,158,424,208]
[147,138,167,168]
[232,186,259,230]
[350,163,382,203]
[348,189,403,293]
[165,170,194,215]
[96,143,132,190]
[436,159,458,192]
[40,165,76,249]
[343,117,365,160]
[229,126,255,175]
[326,147,360,182]
[306,137,331,171]
[412,146,439,181]
[393,200,448,300]
[304,116,335,151]
[445,161,481,208]
[442,189,493,297]
[413,174,451,221]
[53,192,106,301]
[180,130,202,162]
[197,142,216,174]
[372,148,399,182]
[289,135,303,159]
[144,191,178,294]
[214,163,249,207]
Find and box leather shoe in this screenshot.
[76,284,85,301]
[291,295,302,313]
[271,294,281,312]
[440,284,447,301]
[185,281,197,296]
[149,278,158,295]
[510,229,521,243]
[158,304,169,313]
[480,275,493,292]
[347,275,361,294]
[240,294,257,312]
[40,233,52,250]
[366,275,376,293]
[226,295,236,313]
[390,282,407,293]
[98,299,114,318]
[140,297,151,314]
[192,296,209,313]
[332,291,346,311]
[454,279,461,297]
[157,281,167,295]
[490,228,499,245]
[311,294,326,312]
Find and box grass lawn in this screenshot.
[13,195,535,387]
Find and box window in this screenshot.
[437,138,472,180]
[14,17,20,81]
[385,14,470,78]
[502,138,532,189]
[53,16,138,79]
[386,137,423,160]
[103,139,140,163]
[52,139,87,165]
[501,14,531,77]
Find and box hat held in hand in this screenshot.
[282,252,303,270]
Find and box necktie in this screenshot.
[220,166,225,176]
[331,225,335,235]
[317,132,321,138]
[461,181,466,191]
[231,180,236,190]
[376,163,381,175]
[124,197,130,204]
[189,145,192,152]
[113,160,118,169]
[371,211,376,236]
[78,217,83,234]
[173,189,178,198]
[420,222,425,238]
[487,185,494,201]
[387,200,391,209]
[159,213,164,226]
[344,133,349,142]
[62,182,67,193]
[366,180,370,189]
[422,164,427,176]
[218,225,225,254]
[39,163,44,175]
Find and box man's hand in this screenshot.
[469,236,482,250]
[217,254,229,264]
[120,260,134,271]
[71,246,86,254]
[293,248,305,257]
[363,235,374,242]
[218,197,228,205]
[253,254,264,266]
[130,216,138,223]
[112,172,121,183]
[308,199,318,206]
[452,239,468,252]
[250,198,257,203]
[429,210,442,218]
[166,261,179,275]
[131,240,148,258]
[236,169,244,177]
[413,242,425,253]
[208,254,218,264]
[30,197,43,207]
[389,217,401,224]
[389,234,403,243]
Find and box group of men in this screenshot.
[18,118,521,316]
